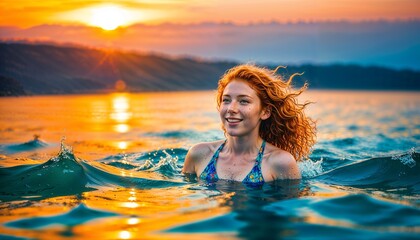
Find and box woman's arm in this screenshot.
[182,146,198,174]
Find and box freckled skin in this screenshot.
[219,80,268,138]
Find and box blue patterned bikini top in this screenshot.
[199,140,266,184]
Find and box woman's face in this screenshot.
[219,79,270,137]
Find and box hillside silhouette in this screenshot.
[0,42,419,95]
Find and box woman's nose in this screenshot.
[227,101,238,113]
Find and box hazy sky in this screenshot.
[1,1,419,70]
[1,0,420,28]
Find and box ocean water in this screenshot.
[0,90,419,240]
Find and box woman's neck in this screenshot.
[225,134,262,155]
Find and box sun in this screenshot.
[57,4,165,30]
[90,5,129,30]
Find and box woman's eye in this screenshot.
[240,100,249,104]
[222,98,230,103]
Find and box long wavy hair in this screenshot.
[216,64,316,161]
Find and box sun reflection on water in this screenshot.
[118,230,131,239]
[117,141,128,149]
[111,94,132,133]
[122,202,140,208]
[127,217,140,225]
[115,123,129,133]
[113,95,129,111]
[120,188,142,209]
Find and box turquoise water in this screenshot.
[0,91,419,239]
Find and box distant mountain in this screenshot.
[284,64,420,91]
[2,20,420,70]
[0,42,236,94]
[0,42,419,95]
[0,75,26,96]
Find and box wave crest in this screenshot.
[316,150,420,194]
[0,141,185,202]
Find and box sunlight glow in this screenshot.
[111,95,132,122]
[127,217,140,225]
[90,5,130,30]
[55,4,167,30]
[119,230,131,239]
[114,123,130,133]
[113,95,129,111]
[111,94,132,133]
[122,202,140,208]
[112,112,131,122]
[118,141,128,149]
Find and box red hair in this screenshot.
[216,64,316,160]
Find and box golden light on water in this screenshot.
[117,141,128,150]
[115,123,129,133]
[112,96,129,115]
[120,188,141,208]
[112,112,131,122]
[122,202,140,208]
[118,230,131,239]
[111,94,132,133]
[127,218,141,225]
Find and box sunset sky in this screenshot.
[1,0,419,28]
[1,0,419,70]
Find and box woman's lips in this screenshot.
[226,118,242,124]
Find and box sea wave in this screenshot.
[0,135,49,154]
[100,148,187,177]
[167,192,420,238]
[1,137,418,203]
[315,150,419,194]
[0,141,185,202]
[5,203,121,229]
[263,193,420,238]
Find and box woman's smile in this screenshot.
[226,117,242,124]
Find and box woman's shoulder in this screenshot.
[182,140,225,174]
[265,143,301,179]
[187,140,225,161]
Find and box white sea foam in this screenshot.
[150,150,179,171]
[137,159,154,170]
[134,150,180,176]
[299,158,324,178]
[391,148,416,168]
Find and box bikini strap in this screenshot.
[212,140,227,161]
[255,140,266,164]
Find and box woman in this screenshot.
[182,64,316,184]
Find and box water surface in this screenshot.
[0,90,419,239]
